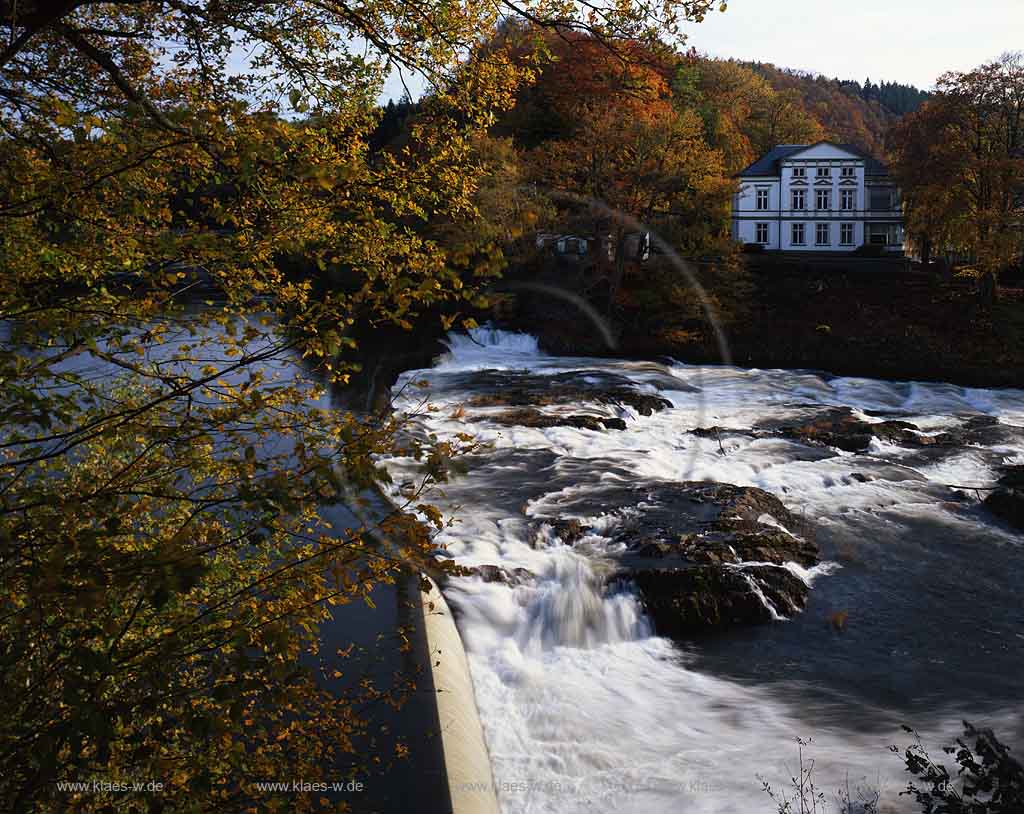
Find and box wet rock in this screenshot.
[774,407,948,453]
[531,519,586,548]
[629,565,809,636]
[628,531,817,567]
[469,564,536,586]
[602,481,818,564]
[996,466,1024,490]
[690,426,729,438]
[979,465,1024,532]
[984,469,1024,532]
[476,408,627,432]
[633,540,680,559]
[686,531,818,567]
[539,480,822,636]
[962,415,1002,431]
[708,482,813,539]
[466,370,672,416]
[955,418,1023,449]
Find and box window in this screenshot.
[868,223,899,245]
[756,189,770,210]
[791,223,806,246]
[841,189,856,210]
[816,166,831,178]
[816,223,830,246]
[792,189,806,210]
[816,189,831,210]
[792,167,806,178]
[869,188,893,210]
[756,223,769,244]
[841,167,856,179]
[840,223,855,245]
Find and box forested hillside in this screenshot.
[374,52,929,174]
[745,62,929,158]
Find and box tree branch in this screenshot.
[57,23,193,137]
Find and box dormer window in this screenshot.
[816,167,831,178]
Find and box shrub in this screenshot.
[760,723,1024,814]
[893,722,1024,813]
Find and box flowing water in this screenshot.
[381,327,1024,814]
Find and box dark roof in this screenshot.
[736,141,891,178]
[736,144,806,177]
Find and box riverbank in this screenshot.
[493,260,1024,390]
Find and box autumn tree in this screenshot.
[893,52,1024,273]
[746,87,824,157]
[672,59,821,174]
[890,98,970,265]
[0,0,722,810]
[688,58,772,172]
[748,62,901,157]
[516,35,731,297]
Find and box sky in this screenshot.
[683,0,1024,90]
[377,0,1022,101]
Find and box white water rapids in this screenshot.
[381,327,1024,814]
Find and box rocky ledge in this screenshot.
[630,566,807,636]
[472,408,628,432]
[534,481,821,637]
[748,407,1006,454]
[466,564,537,586]
[463,369,673,431]
[776,407,924,453]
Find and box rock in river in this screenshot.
[629,565,809,636]
[772,406,945,453]
[535,480,822,637]
[474,408,628,432]
[984,466,1024,532]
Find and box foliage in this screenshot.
[857,78,931,116]
[747,62,919,158]
[889,97,970,262]
[893,723,1024,813]
[526,51,731,231]
[760,724,1024,814]
[0,0,722,810]
[892,52,1024,271]
[611,247,752,347]
[500,33,735,256]
[684,58,824,173]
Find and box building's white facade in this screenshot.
[732,142,905,252]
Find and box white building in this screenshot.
[731,141,904,253]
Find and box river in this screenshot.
[380,327,1024,814]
